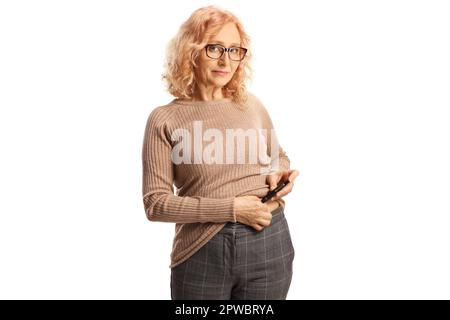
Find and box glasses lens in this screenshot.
[229,47,246,61]
[206,45,224,59]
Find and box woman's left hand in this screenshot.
[265,169,300,202]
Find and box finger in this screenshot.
[270,194,283,201]
[259,219,271,227]
[266,176,275,190]
[280,170,291,182]
[252,224,264,231]
[288,170,300,182]
[259,203,270,212]
[270,182,294,200]
[257,215,272,226]
[276,182,294,198]
[267,173,281,190]
[279,169,298,183]
[268,192,280,201]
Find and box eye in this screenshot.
[229,47,239,53]
[208,45,220,52]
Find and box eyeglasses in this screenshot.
[204,44,248,61]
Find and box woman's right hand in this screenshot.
[233,195,272,231]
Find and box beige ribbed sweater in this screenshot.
[141,92,290,268]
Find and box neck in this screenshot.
[191,85,224,102]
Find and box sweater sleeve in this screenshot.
[254,96,291,173]
[142,107,236,224]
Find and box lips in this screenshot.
[212,70,229,76]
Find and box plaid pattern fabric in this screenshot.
[170,205,295,300]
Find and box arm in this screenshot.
[254,96,291,172]
[256,97,290,209]
[142,107,236,223]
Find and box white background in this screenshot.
[0,0,449,299]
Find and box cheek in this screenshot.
[231,64,240,75]
[199,59,214,73]
[196,59,213,79]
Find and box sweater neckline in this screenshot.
[171,97,233,107]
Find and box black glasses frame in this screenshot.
[204,44,248,61]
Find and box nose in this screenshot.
[218,51,229,66]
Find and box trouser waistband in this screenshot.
[221,205,285,232]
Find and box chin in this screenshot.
[210,79,229,87]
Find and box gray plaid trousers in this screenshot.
[170,205,295,300]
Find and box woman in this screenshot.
[142,5,300,300]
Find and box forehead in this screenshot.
[209,23,241,46]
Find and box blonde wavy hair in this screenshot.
[161,5,253,106]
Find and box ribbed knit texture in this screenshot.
[142,92,290,268]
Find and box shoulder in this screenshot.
[143,103,181,143]
[245,91,269,115]
[145,100,181,128]
[246,91,262,106]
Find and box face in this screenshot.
[196,23,243,90]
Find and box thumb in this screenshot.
[268,174,280,190]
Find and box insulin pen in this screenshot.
[261,180,290,203]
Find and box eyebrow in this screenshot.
[210,40,241,47]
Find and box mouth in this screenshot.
[212,70,230,76]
